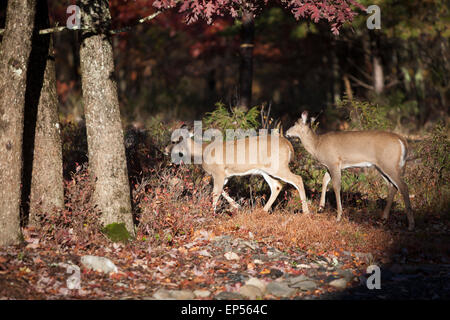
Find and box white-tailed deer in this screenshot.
[286,111,414,230]
[165,125,309,213]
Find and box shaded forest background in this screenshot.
[1,0,445,131]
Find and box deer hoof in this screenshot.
[318,206,324,213]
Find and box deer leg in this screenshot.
[219,177,240,209]
[330,168,343,221]
[379,168,414,231]
[212,174,225,212]
[319,171,331,212]
[261,174,283,212]
[277,171,309,214]
[221,191,240,209]
[382,183,397,221]
[398,180,414,231]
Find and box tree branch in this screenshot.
[0,11,162,36]
[346,73,374,90]
[346,57,372,82]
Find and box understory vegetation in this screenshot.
[33,101,450,264]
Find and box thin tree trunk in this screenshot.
[330,39,341,103]
[78,0,134,235]
[373,55,384,94]
[0,0,36,246]
[371,33,384,94]
[237,10,254,111]
[22,0,64,225]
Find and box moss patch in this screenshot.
[102,222,131,243]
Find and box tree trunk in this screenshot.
[371,33,384,94]
[78,0,134,235]
[372,55,384,94]
[25,0,64,225]
[237,10,254,111]
[0,0,36,246]
[330,39,341,103]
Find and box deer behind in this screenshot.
[286,111,414,230]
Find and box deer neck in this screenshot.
[299,129,320,158]
[189,139,208,160]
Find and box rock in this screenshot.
[153,289,195,300]
[266,281,296,298]
[153,288,173,300]
[269,268,284,279]
[337,269,355,281]
[245,277,266,293]
[290,280,318,291]
[81,255,118,273]
[215,291,244,300]
[288,275,318,291]
[170,290,195,300]
[194,290,211,298]
[288,275,312,285]
[242,241,257,250]
[239,285,263,300]
[329,278,348,289]
[294,263,311,269]
[224,252,240,261]
[198,250,212,257]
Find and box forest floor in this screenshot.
[1,207,449,300]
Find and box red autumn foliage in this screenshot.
[154,0,365,34]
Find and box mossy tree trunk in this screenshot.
[0,0,36,246]
[25,0,64,225]
[78,0,134,235]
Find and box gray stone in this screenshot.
[266,281,296,298]
[152,288,173,300]
[153,288,195,300]
[239,285,263,300]
[170,290,195,300]
[290,280,318,291]
[329,278,348,289]
[215,291,244,300]
[81,255,118,273]
[288,275,312,285]
[193,290,211,298]
[337,269,355,281]
[245,277,266,293]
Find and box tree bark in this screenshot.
[372,55,384,94]
[25,0,64,225]
[371,33,384,94]
[237,10,254,111]
[78,0,134,235]
[0,0,36,246]
[330,39,341,103]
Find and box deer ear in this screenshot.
[301,111,308,124]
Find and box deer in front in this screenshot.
[286,111,414,230]
[165,125,309,214]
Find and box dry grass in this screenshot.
[213,206,393,255]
